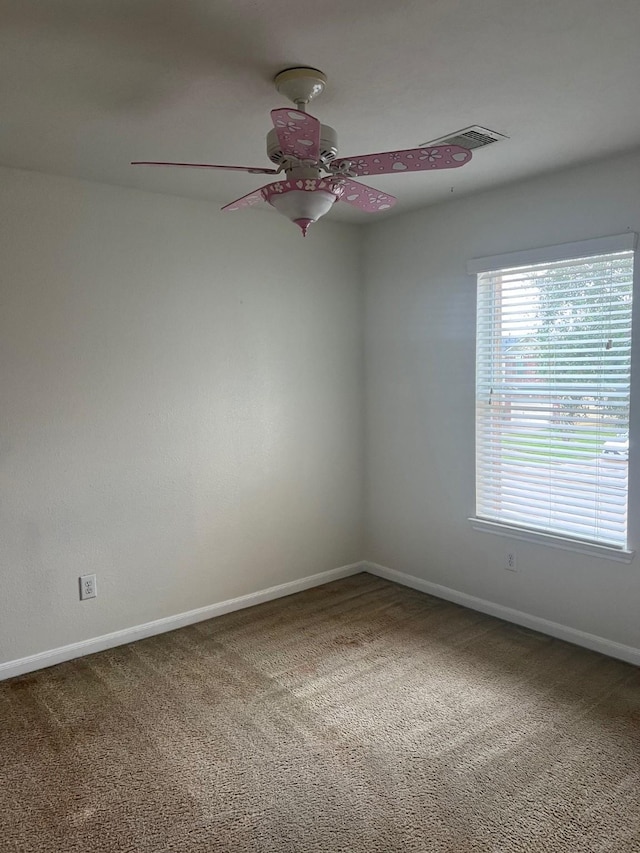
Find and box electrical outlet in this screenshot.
[505,552,517,572]
[79,574,97,600]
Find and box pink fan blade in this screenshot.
[337,178,397,213]
[270,108,320,161]
[131,161,278,175]
[221,185,271,212]
[333,145,471,177]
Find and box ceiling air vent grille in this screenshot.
[419,126,508,150]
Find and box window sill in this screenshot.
[468,518,635,563]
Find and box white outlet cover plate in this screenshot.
[79,574,97,600]
[505,553,517,572]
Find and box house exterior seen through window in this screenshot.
[473,238,635,549]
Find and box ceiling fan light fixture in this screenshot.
[263,180,343,235]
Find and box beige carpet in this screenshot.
[1,573,639,852]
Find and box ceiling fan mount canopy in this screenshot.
[273,67,328,108]
[131,67,473,235]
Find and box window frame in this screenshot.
[467,233,637,562]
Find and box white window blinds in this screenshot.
[474,241,634,548]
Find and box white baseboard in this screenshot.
[364,561,640,667]
[4,559,637,680]
[0,562,365,681]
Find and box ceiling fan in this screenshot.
[132,67,472,236]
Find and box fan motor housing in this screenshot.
[267,124,338,165]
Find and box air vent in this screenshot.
[419,125,508,150]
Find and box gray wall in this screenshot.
[0,167,364,664]
[4,146,640,670]
[363,149,640,650]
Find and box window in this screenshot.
[470,235,635,551]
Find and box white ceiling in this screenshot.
[2,0,640,223]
